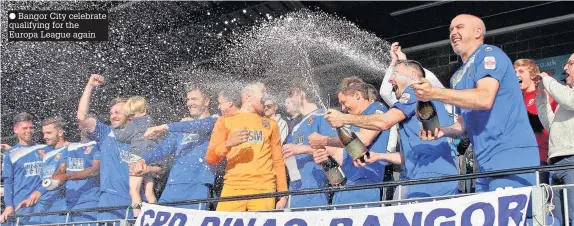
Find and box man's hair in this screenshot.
[243,82,266,96]
[338,76,369,99]
[396,60,426,78]
[110,97,128,107]
[41,116,66,130]
[124,96,147,116]
[289,84,316,103]
[184,82,212,100]
[366,83,379,101]
[514,59,540,79]
[219,82,243,108]
[13,112,33,126]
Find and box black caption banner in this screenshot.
[7,11,108,41]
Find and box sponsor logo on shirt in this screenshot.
[262,119,270,129]
[484,56,496,70]
[24,161,42,177]
[68,158,85,171]
[296,133,304,144]
[246,130,263,144]
[181,133,200,145]
[43,164,56,178]
[120,149,131,163]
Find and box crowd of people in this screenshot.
[1,13,574,225]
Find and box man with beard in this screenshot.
[18,117,68,224]
[1,113,46,225]
[77,74,132,220]
[206,82,288,211]
[133,83,217,210]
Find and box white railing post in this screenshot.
[564,188,569,226]
[531,185,547,226]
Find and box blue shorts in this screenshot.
[475,147,538,192]
[68,201,98,223]
[407,180,459,199]
[332,180,381,208]
[33,198,67,224]
[97,192,132,221]
[159,183,211,210]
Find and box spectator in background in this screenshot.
[263,96,288,144]
[77,74,133,220]
[1,113,45,225]
[284,97,302,135]
[514,59,557,169]
[206,82,288,211]
[536,53,574,225]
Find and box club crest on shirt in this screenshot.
[307,116,315,125]
[55,153,62,162]
[262,119,270,129]
[38,150,46,158]
[484,56,496,70]
[399,93,410,103]
[84,146,94,154]
[528,98,535,106]
[468,68,474,79]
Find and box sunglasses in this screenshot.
[264,104,275,109]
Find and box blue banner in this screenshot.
[536,54,570,84]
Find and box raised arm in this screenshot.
[542,75,574,110]
[536,81,555,132]
[416,77,499,110]
[325,108,406,132]
[77,74,104,133]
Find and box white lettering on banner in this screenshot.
[135,187,532,226]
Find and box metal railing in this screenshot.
[7,163,574,225]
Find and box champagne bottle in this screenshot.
[320,156,346,186]
[337,126,370,163]
[416,101,440,133]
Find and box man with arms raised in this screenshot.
[1,113,46,225]
[206,82,288,211]
[77,74,133,220]
[413,14,539,192]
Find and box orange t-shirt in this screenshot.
[206,112,288,192]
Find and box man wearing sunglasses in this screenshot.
[536,53,574,225]
[262,96,288,145]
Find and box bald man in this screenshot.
[413,14,538,194]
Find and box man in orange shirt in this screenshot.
[206,82,288,212]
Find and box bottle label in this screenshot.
[326,167,346,186]
[285,156,301,182]
[345,139,367,160]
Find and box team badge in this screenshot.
[38,150,46,158]
[485,46,492,52]
[468,68,474,79]
[84,146,94,154]
[484,56,496,70]
[262,119,270,129]
[55,153,62,162]
[307,116,315,125]
[399,93,410,103]
[528,99,535,106]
